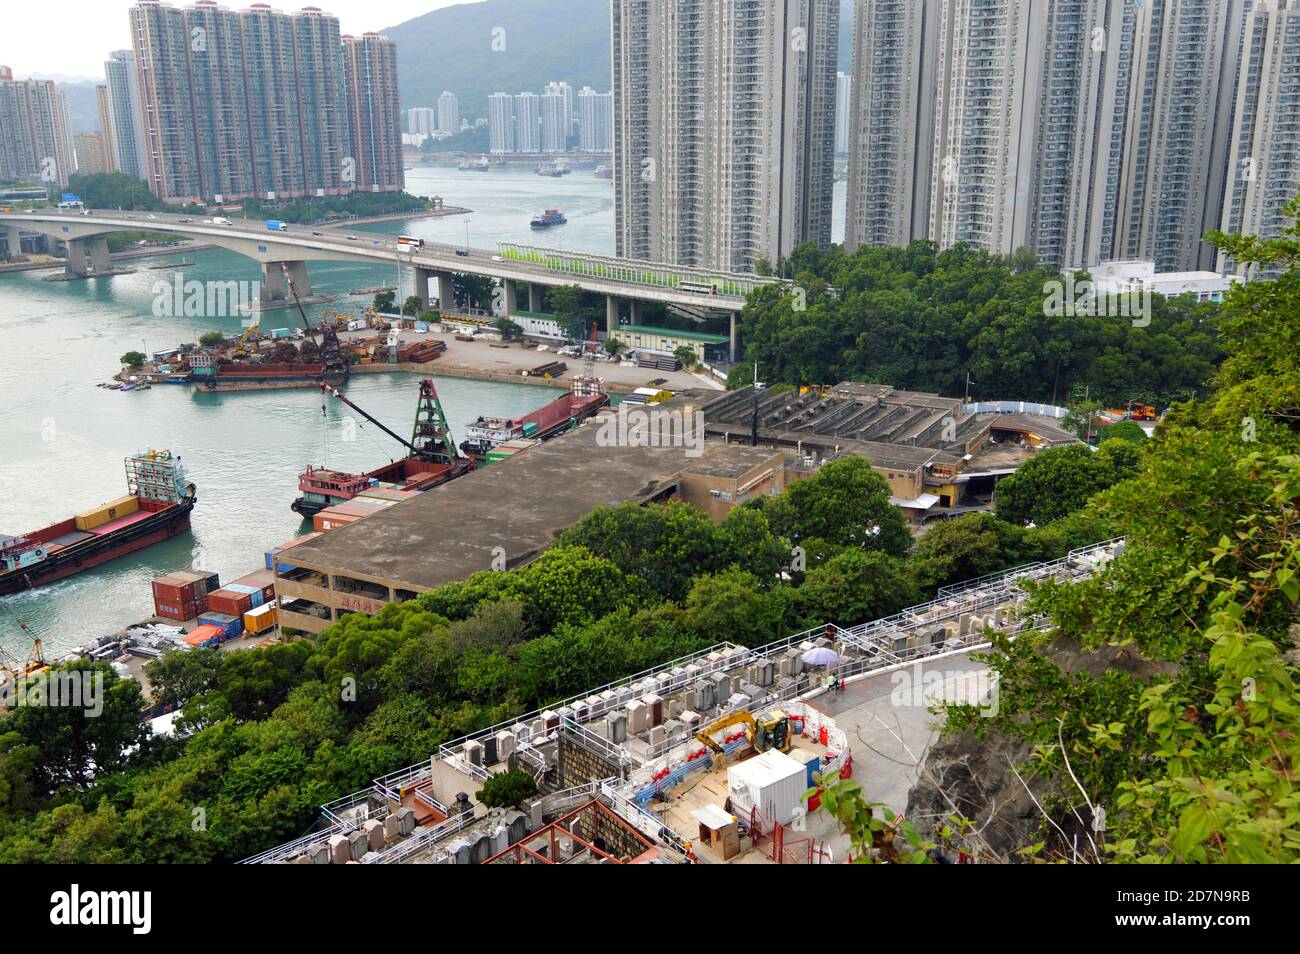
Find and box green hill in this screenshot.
[383,0,612,118]
[386,0,854,119]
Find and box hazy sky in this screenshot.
[5,0,459,80]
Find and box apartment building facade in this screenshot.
[612,0,839,272]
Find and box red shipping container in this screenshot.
[154,595,206,622]
[153,576,197,603]
[206,588,253,617]
[313,510,360,532]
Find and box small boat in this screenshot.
[530,209,567,229]
[120,383,135,392]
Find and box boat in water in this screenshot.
[291,378,473,516]
[0,450,196,596]
[530,209,567,229]
[457,156,491,171]
[594,165,612,180]
[535,162,570,177]
[461,375,607,463]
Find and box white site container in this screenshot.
[727,749,807,827]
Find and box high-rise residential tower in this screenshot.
[928,0,1046,257]
[1115,0,1250,272]
[341,32,403,193]
[0,67,75,188]
[408,107,435,135]
[95,85,118,173]
[129,1,389,203]
[290,6,352,198]
[1220,0,1300,274]
[488,92,514,153]
[513,91,541,153]
[577,86,612,152]
[541,84,571,152]
[612,0,839,272]
[437,91,459,134]
[103,49,149,181]
[844,0,939,252]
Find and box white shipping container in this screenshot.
[726,749,807,827]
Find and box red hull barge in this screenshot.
[0,451,196,596]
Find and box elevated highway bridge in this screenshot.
[0,208,789,359]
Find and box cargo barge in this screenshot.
[291,378,474,516]
[0,450,196,596]
[460,377,607,463]
[195,362,348,392]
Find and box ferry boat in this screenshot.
[530,209,567,229]
[0,450,196,595]
[457,156,491,171]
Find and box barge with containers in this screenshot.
[291,378,474,517]
[460,377,607,463]
[0,450,196,596]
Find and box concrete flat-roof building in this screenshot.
[275,408,774,633]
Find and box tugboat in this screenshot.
[530,209,567,229]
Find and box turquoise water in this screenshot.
[0,166,622,657]
[0,165,846,656]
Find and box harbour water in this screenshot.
[0,164,846,656]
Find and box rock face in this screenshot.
[904,729,1054,863]
[905,634,1175,862]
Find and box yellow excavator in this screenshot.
[695,709,791,767]
[231,321,260,358]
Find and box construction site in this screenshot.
[245,538,1124,865]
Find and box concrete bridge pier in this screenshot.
[730,311,738,362]
[435,271,454,311]
[502,279,518,318]
[261,260,312,304]
[629,299,642,324]
[65,237,112,276]
[606,294,618,336]
[527,282,544,312]
[3,226,22,259]
[412,267,429,307]
[412,267,455,310]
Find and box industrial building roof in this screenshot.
[284,418,748,591]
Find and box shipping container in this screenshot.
[154,595,206,622]
[206,588,253,618]
[243,602,279,635]
[726,749,808,827]
[313,509,361,533]
[197,611,243,640]
[74,494,139,532]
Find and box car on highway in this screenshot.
[346,235,358,241]
[179,218,193,223]
[455,249,469,257]
[312,231,323,236]
[491,255,503,262]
